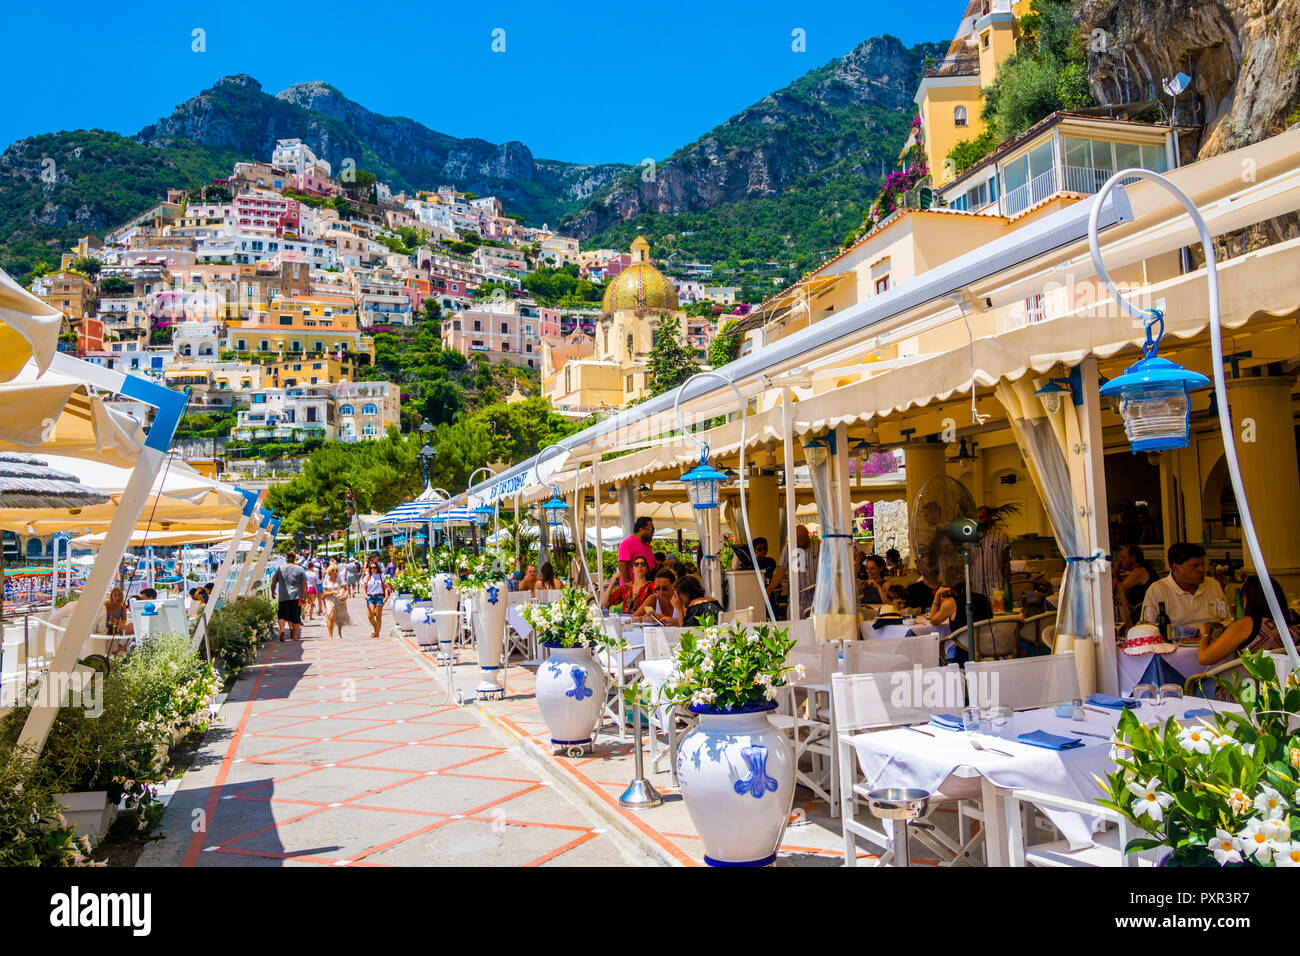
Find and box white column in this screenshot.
[592,460,604,595]
[617,483,636,539]
[782,388,800,621]
[18,446,166,753]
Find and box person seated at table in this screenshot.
[535,562,559,592]
[674,574,725,628]
[904,570,940,613]
[861,554,890,604]
[1112,544,1155,629]
[885,584,910,609]
[103,587,133,636]
[518,565,538,592]
[885,548,905,579]
[931,580,993,664]
[505,570,522,592]
[632,568,678,623]
[1197,575,1300,668]
[137,587,158,601]
[602,556,652,612]
[1140,542,1226,630]
[732,537,777,584]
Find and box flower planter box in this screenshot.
[52,790,117,842]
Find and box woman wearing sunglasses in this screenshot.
[631,567,678,623]
[601,556,654,612]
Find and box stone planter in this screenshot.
[675,703,794,866]
[52,791,117,843]
[535,644,606,755]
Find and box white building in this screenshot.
[334,381,401,441]
[234,386,336,442]
[271,139,331,178]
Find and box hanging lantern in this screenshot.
[1033,380,1072,416]
[1099,354,1209,452]
[680,451,729,510]
[947,438,978,464]
[541,487,569,528]
[472,504,494,528]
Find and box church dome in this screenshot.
[601,238,678,314]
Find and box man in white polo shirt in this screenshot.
[1141,542,1226,629]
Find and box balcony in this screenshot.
[924,55,980,78]
[999,165,1144,217]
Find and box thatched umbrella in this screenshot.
[0,453,109,621]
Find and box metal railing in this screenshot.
[1000,165,1145,216]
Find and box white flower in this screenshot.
[1276,843,1300,867]
[1253,786,1286,819]
[745,630,760,644]
[1126,776,1174,823]
[1240,742,1256,758]
[1210,828,1242,865]
[754,673,773,688]
[689,687,716,708]
[700,656,714,673]
[1177,726,1213,755]
[1212,734,1237,750]
[1239,819,1285,863]
[792,663,806,680]
[1227,788,1252,816]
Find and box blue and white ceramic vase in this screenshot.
[469,583,507,699]
[676,703,794,866]
[410,602,435,649]
[535,644,606,754]
[431,573,460,662]
[392,593,414,634]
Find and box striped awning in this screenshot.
[376,500,438,524]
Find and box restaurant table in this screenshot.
[1116,644,1202,694]
[848,698,1241,865]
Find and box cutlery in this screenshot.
[1068,729,1110,740]
[905,726,935,737]
[968,738,1013,757]
[1083,706,1114,717]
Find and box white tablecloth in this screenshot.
[1116,645,1201,693]
[859,621,947,642]
[850,698,1240,858]
[506,604,532,640]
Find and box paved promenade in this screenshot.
[139,593,657,867]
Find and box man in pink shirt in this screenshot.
[617,516,656,587]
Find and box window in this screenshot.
[291,341,302,351]
[236,339,246,351]
[473,320,481,331]
[874,276,890,294]
[500,322,508,334]
[362,403,378,415]
[982,31,990,48]
[279,316,292,325]
[260,340,269,351]
[954,105,968,127]
[314,342,324,352]
[339,404,354,415]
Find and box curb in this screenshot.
[392,633,684,867]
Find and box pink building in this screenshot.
[234,194,301,236]
[293,165,340,197]
[441,305,542,369]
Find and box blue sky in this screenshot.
[3,1,947,164]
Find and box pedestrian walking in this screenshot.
[323,560,350,639]
[363,555,387,639]
[271,552,307,641]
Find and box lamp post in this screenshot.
[1087,168,1298,670]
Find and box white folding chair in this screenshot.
[595,616,631,740]
[1006,789,1155,867]
[720,607,755,624]
[770,641,842,813]
[845,634,940,674]
[833,666,985,867]
[965,652,1079,710]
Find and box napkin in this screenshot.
[928,713,965,731]
[1017,729,1084,750]
[1182,708,1215,719]
[1087,693,1139,709]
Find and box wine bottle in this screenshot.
[1156,601,1170,640]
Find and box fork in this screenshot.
[968,737,1013,757]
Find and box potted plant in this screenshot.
[659,620,800,866]
[523,588,625,755]
[1099,651,1299,866]
[389,567,426,634]
[461,548,512,700]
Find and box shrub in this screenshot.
[0,748,92,866]
[206,595,276,676]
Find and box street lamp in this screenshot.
[418,443,436,485]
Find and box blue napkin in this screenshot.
[1087,693,1138,709]
[1017,729,1084,750]
[1183,708,1215,719]
[928,713,965,731]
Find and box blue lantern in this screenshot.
[680,449,729,510]
[1099,354,1209,452]
[541,487,569,528]
[472,504,493,528]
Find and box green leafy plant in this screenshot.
[659,621,798,712]
[522,587,624,651]
[390,566,432,600]
[1098,651,1299,866]
[460,547,513,591]
[206,595,276,675]
[0,748,93,866]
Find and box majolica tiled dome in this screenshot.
[601,237,679,314]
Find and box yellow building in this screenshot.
[267,354,365,387]
[226,295,374,361]
[916,0,1029,186]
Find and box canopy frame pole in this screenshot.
[233,509,274,596]
[1077,355,1119,694]
[244,516,281,599]
[18,367,187,755]
[593,459,603,597]
[191,489,260,654]
[783,388,800,622]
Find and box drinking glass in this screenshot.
[1156,683,1183,722]
[1132,683,1157,703]
[961,706,982,734]
[987,705,1014,739]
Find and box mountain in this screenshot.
[568,34,943,267]
[0,35,941,279]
